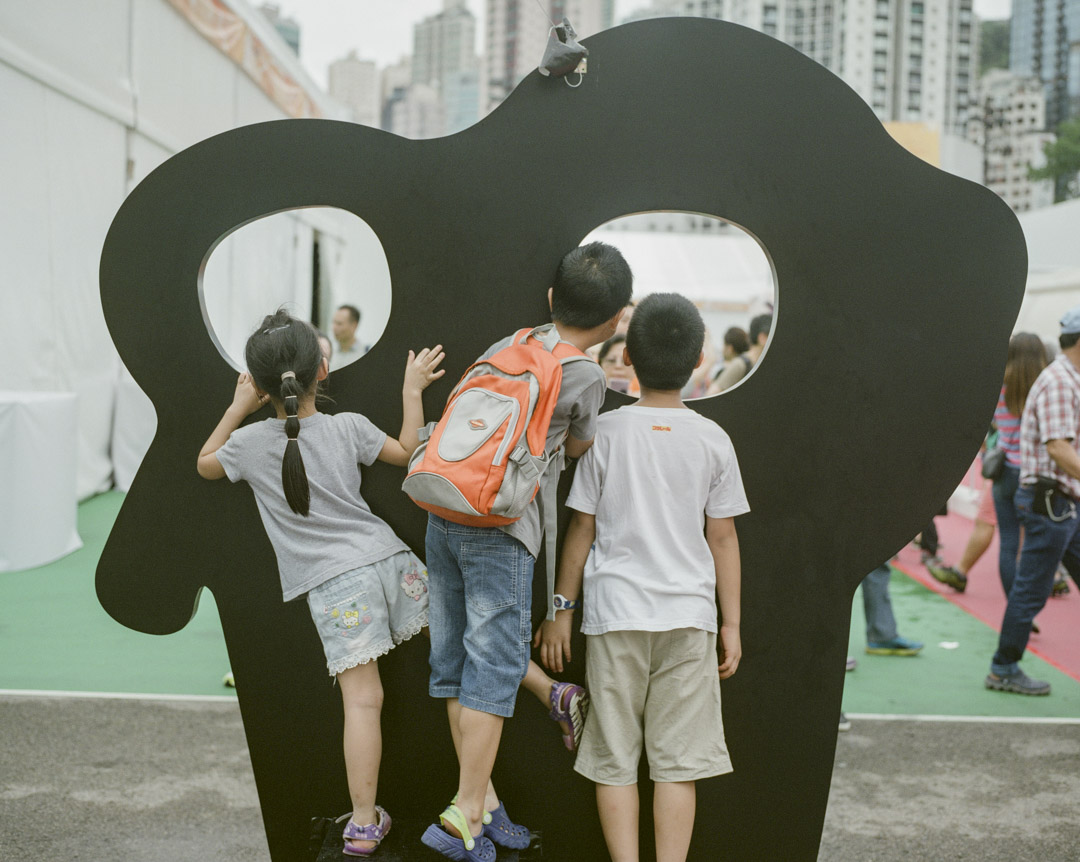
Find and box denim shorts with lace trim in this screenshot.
[306,550,429,676]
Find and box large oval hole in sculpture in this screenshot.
[580,212,776,399]
[201,207,392,373]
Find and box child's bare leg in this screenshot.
[654,781,696,862]
[446,699,500,811]
[338,661,384,851]
[958,518,995,574]
[443,700,504,840]
[521,659,555,703]
[521,660,573,737]
[596,783,639,862]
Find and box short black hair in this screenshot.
[1060,332,1080,350]
[551,242,633,329]
[749,313,772,345]
[598,334,626,364]
[723,326,749,354]
[625,293,705,391]
[338,304,361,324]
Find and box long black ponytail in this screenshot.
[244,308,323,516]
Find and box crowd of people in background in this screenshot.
[591,303,775,401]
[920,319,1080,697]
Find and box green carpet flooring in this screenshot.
[843,566,1080,717]
[0,492,234,697]
[4,494,1079,715]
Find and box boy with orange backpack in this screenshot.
[410,242,632,861]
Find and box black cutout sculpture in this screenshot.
[98,19,1026,861]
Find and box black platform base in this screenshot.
[311,815,543,861]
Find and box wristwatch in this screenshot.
[553,594,579,611]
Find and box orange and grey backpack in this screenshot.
[402,324,596,617]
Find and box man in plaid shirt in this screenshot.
[987,307,1080,695]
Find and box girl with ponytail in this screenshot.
[197,308,444,856]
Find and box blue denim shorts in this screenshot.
[425,515,535,717]
[306,550,429,676]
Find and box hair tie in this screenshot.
[264,324,289,334]
[281,371,296,381]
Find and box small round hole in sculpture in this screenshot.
[201,207,391,373]
[580,212,776,399]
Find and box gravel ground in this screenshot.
[2,695,1078,861]
[820,717,1080,862]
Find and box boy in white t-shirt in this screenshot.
[537,293,749,862]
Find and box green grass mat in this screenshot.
[0,492,235,697]
[843,566,1080,717]
[6,496,1079,715]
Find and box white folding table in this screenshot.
[0,391,82,572]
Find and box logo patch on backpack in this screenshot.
[469,419,488,430]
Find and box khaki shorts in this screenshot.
[574,628,732,785]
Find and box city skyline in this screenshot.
[281,0,1013,88]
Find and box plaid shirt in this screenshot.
[1019,354,1080,499]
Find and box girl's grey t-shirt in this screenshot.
[216,412,408,601]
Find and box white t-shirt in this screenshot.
[565,405,750,635]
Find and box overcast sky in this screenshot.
[279,0,1014,88]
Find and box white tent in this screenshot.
[1014,198,1080,338]
[582,225,776,340]
[584,227,775,307]
[0,0,388,500]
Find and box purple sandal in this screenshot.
[342,806,391,857]
[549,682,589,751]
[483,802,531,850]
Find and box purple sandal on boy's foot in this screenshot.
[483,802,531,850]
[341,805,391,857]
[549,681,589,751]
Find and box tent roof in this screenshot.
[585,228,775,306]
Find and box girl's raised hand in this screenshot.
[232,372,270,416]
[404,346,446,393]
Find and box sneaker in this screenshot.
[984,669,1051,696]
[838,713,852,732]
[222,671,235,688]
[845,656,857,672]
[1052,568,1070,597]
[926,561,967,592]
[866,636,924,656]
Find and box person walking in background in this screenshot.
[929,333,1049,596]
[704,327,748,393]
[708,316,770,394]
[861,564,924,656]
[987,309,1080,696]
[331,304,367,371]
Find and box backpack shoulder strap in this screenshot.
[541,447,565,621]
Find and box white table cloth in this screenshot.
[0,391,82,572]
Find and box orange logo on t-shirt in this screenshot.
[652,425,671,432]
